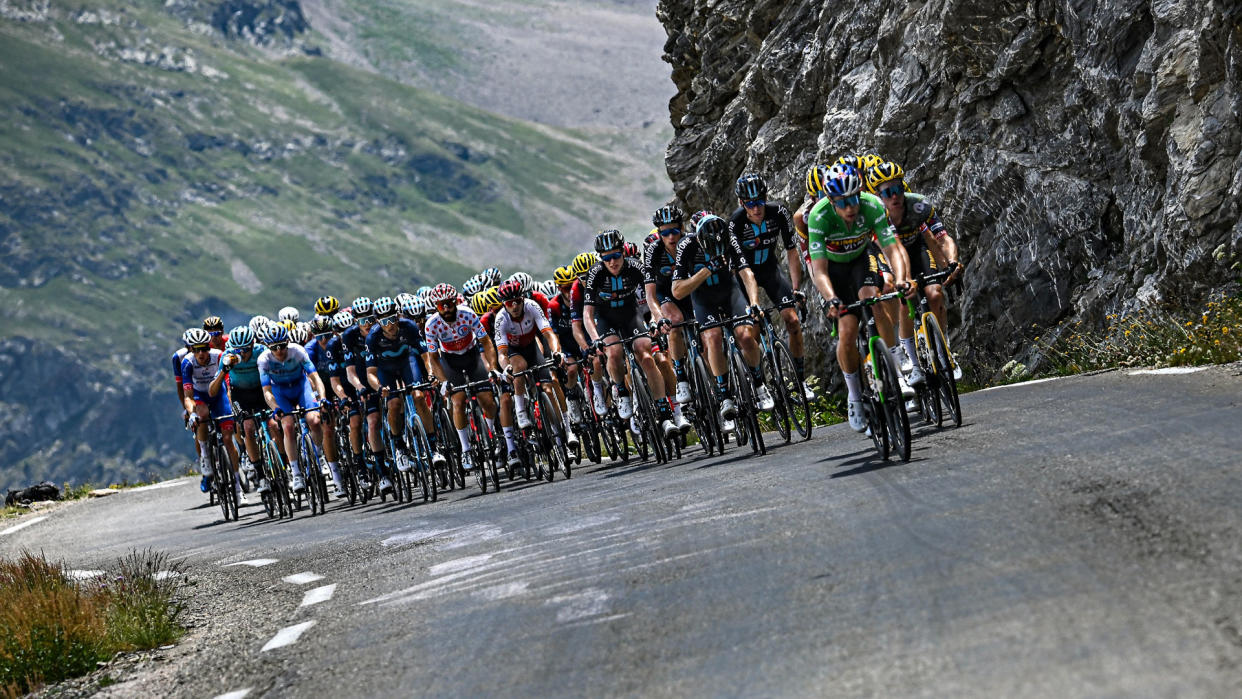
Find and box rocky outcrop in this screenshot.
[657,0,1242,375]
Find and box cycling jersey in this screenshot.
[547,295,582,356]
[305,338,334,384]
[806,192,898,263]
[583,259,646,316]
[494,299,552,350]
[792,199,815,269]
[425,306,488,355]
[171,347,189,384]
[884,192,948,246]
[181,349,224,397]
[727,202,795,272]
[672,233,749,301]
[530,291,552,319]
[365,319,425,387]
[258,343,316,388]
[641,238,680,298]
[222,346,264,391]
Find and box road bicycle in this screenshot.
[834,291,912,462]
[698,313,766,456]
[512,358,572,482]
[900,268,962,428]
[289,406,330,514]
[598,330,676,465]
[451,377,502,493]
[756,300,813,443]
[666,319,725,456]
[237,408,293,519]
[201,413,239,522]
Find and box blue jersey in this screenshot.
[305,338,333,382]
[258,343,315,388]
[171,347,189,382]
[340,325,370,376]
[365,319,423,373]
[223,346,264,390]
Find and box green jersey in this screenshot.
[806,192,897,263]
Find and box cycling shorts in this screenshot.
[440,351,489,393]
[270,381,319,414]
[555,328,581,359]
[655,292,694,323]
[827,252,884,319]
[231,386,267,414]
[867,241,893,278]
[751,265,795,308]
[691,284,752,329]
[594,311,645,342]
[509,342,553,383]
[376,361,425,399]
[192,388,235,432]
[904,238,940,288]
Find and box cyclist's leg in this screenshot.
[211,392,241,473]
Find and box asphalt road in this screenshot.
[6,366,1242,698]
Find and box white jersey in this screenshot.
[180,349,224,393]
[494,299,551,349]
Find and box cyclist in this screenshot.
[866,161,964,379]
[582,229,678,440]
[806,163,915,432]
[729,173,814,398]
[548,266,589,426]
[204,316,227,351]
[326,310,379,493]
[571,251,610,416]
[299,319,348,497]
[424,283,501,472]
[643,204,695,434]
[366,296,447,478]
[181,328,242,500]
[220,326,270,492]
[671,214,772,428]
[258,324,327,493]
[494,280,580,451]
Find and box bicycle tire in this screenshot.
[762,351,792,444]
[405,411,434,503]
[862,337,890,460]
[690,353,722,455]
[915,330,943,427]
[537,391,559,481]
[773,339,812,441]
[729,349,765,456]
[925,315,962,427]
[214,441,235,522]
[874,338,911,462]
[628,363,666,464]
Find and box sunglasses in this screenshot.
[878,185,904,199]
[435,301,456,310]
[269,342,288,351]
[207,330,223,337]
[658,227,682,237]
[314,331,333,339]
[832,194,861,209]
[742,199,764,209]
[557,284,574,293]
[191,345,210,353]
[378,315,397,326]
[600,251,624,262]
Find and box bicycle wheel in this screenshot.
[873,338,911,462]
[772,339,812,441]
[213,441,235,522]
[860,338,890,460]
[628,364,666,464]
[299,437,321,514]
[925,315,962,427]
[730,350,765,456]
[915,329,943,427]
[406,415,433,503]
[690,353,722,455]
[762,350,792,444]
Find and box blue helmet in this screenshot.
[228,325,254,349]
[261,323,288,346]
[824,163,862,198]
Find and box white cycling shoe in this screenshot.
[593,393,608,417]
[898,374,915,400]
[952,354,964,381]
[516,410,533,430]
[432,451,447,468]
[257,478,271,494]
[660,419,678,440]
[755,385,775,412]
[675,381,692,404]
[379,477,394,494]
[617,396,634,420]
[848,400,867,433]
[291,474,306,492]
[719,398,737,421]
[395,452,412,472]
[565,429,580,450]
[908,364,927,387]
[898,346,913,374]
[674,410,692,435]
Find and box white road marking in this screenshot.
[66,569,105,580]
[560,613,631,628]
[0,516,47,537]
[437,524,503,550]
[1128,367,1206,376]
[224,558,278,568]
[381,527,450,547]
[978,376,1064,392]
[212,690,252,699]
[548,588,610,623]
[476,581,529,601]
[299,584,338,608]
[261,620,317,651]
[429,554,493,575]
[543,514,621,536]
[129,480,189,492]
[283,572,325,585]
[153,570,181,581]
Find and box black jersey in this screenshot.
[673,234,749,300]
[583,258,647,316]
[885,192,947,247]
[727,202,795,271]
[641,238,681,293]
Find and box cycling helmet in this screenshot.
[695,215,729,257]
[553,266,576,286]
[228,325,255,349]
[497,280,524,302]
[351,296,373,318]
[645,231,660,245]
[261,323,289,346]
[278,306,299,323]
[481,287,502,312]
[309,315,333,336]
[861,153,884,171]
[866,161,905,192]
[183,327,211,348]
[416,285,433,299]
[824,163,863,197]
[572,252,598,278]
[279,319,296,333]
[399,294,425,317]
[835,154,865,171]
[248,315,270,335]
[394,292,416,311]
[314,295,340,316]
[689,210,715,233]
[295,320,311,336]
[540,280,557,299]
[202,316,224,333]
[594,229,625,253]
[482,266,502,287]
[462,275,486,298]
[623,241,639,259]
[506,272,534,295]
[652,204,684,227]
[289,326,311,346]
[429,283,457,305]
[734,173,767,200]
[805,164,831,198]
[331,311,354,331]
[372,296,396,318]
[469,293,489,316]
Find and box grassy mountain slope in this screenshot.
[0,0,661,488]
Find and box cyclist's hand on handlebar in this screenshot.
[825,297,843,321]
[186,413,199,430]
[898,280,919,299]
[793,290,806,307]
[552,351,565,366]
[706,256,728,273]
[945,260,963,285]
[488,369,505,383]
[747,304,763,319]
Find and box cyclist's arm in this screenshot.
[330,375,347,400]
[428,351,448,384]
[583,305,600,342]
[810,257,837,304]
[262,385,279,412]
[785,247,803,290]
[308,371,326,400]
[644,282,664,322]
[572,318,590,350]
[480,335,499,372]
[882,240,912,288]
[738,267,762,308]
[345,364,366,393]
[540,326,560,357]
[208,365,227,398]
[672,268,709,300]
[366,366,382,392]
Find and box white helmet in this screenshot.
[248,315,271,335]
[538,280,557,299]
[278,306,300,323]
[507,272,534,296]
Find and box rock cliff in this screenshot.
[657,0,1242,374]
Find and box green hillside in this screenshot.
[0,0,649,488]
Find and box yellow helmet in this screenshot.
[314,295,340,316]
[482,286,502,312]
[279,319,296,332]
[571,252,598,279]
[554,265,576,286]
[835,154,864,172]
[865,161,905,193]
[470,293,489,316]
[861,153,884,171]
[805,164,831,198]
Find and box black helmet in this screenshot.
[651,204,684,227]
[734,173,767,201]
[695,215,728,257]
[593,228,625,253]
